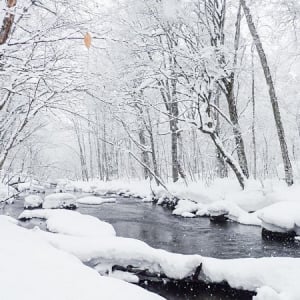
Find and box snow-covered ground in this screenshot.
[0,216,164,300]
[11,209,300,299]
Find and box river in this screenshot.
[2,195,300,299]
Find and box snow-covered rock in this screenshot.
[43,193,77,209]
[205,201,261,226]
[24,195,43,209]
[258,201,300,235]
[172,199,202,216]
[19,209,116,237]
[0,218,164,300]
[173,199,261,226]
[77,196,116,205]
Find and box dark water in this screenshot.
[77,197,300,259]
[2,195,300,300]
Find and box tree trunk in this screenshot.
[251,44,257,179]
[170,76,180,183]
[0,0,17,45]
[138,128,151,180]
[241,0,293,185]
[214,87,228,178]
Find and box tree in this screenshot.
[240,0,294,186]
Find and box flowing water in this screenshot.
[2,195,300,299]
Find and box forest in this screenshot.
[0,1,300,300]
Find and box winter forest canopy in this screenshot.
[2,1,300,300]
[0,0,299,189]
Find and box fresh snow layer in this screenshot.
[0,214,18,224]
[173,199,261,226]
[77,196,116,205]
[31,216,300,300]
[13,207,300,299]
[19,209,116,237]
[43,192,77,209]
[0,218,164,300]
[24,195,43,208]
[258,201,300,234]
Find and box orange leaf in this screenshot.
[84,32,92,49]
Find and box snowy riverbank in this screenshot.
[53,178,300,235]
[0,209,299,299]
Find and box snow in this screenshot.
[30,215,300,300]
[77,196,116,205]
[110,270,139,283]
[173,199,261,226]
[43,192,77,209]
[33,228,202,279]
[0,214,18,224]
[0,218,164,300]
[0,182,16,202]
[19,209,116,237]
[11,204,300,299]
[202,256,300,300]
[24,194,43,208]
[258,201,300,234]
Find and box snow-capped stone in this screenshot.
[24,195,43,209]
[76,196,116,205]
[43,193,77,209]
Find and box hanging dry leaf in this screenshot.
[84,32,92,49]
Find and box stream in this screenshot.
[2,195,300,299]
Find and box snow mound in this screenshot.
[0,215,18,224]
[24,195,43,209]
[206,201,261,226]
[43,193,77,209]
[258,201,300,234]
[203,256,300,300]
[173,199,261,226]
[19,209,116,237]
[33,226,300,299]
[33,229,202,280]
[0,219,164,300]
[77,196,116,205]
[172,199,202,216]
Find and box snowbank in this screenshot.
[19,209,116,237]
[202,256,300,300]
[173,199,261,226]
[258,201,300,234]
[32,218,300,299]
[0,218,164,300]
[77,196,116,205]
[65,178,294,212]
[24,195,43,209]
[43,193,77,209]
[14,207,300,299]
